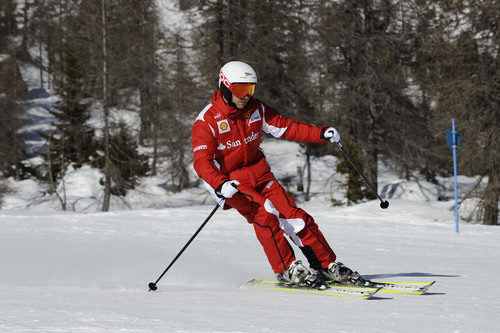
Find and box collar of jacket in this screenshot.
[211,90,254,121]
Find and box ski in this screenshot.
[326,280,436,295]
[244,279,381,300]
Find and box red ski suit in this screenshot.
[192,91,336,273]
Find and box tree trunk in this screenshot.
[38,39,43,89]
[101,0,111,212]
[47,138,66,211]
[216,0,224,61]
[366,89,379,194]
[297,166,304,192]
[366,144,378,195]
[151,114,158,176]
[305,150,311,201]
[483,172,499,225]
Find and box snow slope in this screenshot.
[6,28,497,333]
[1,199,499,332]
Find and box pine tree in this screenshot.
[94,122,149,196]
[0,95,27,179]
[0,180,10,208]
[0,0,19,53]
[43,45,95,182]
[158,32,195,192]
[336,141,376,205]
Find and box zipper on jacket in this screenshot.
[235,119,249,165]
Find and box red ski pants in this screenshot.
[224,178,336,274]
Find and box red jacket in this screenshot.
[192,91,326,190]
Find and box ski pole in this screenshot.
[148,198,224,291]
[336,142,389,209]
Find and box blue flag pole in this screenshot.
[450,118,460,233]
[446,118,461,233]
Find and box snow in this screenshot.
[1,200,499,332]
[16,61,59,155]
[4,22,498,333]
[1,131,498,332]
[0,54,10,62]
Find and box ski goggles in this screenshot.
[229,83,256,99]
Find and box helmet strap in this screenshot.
[220,84,238,108]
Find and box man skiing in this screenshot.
[191,60,365,289]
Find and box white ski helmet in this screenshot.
[219,61,257,102]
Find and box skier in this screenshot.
[191,60,365,288]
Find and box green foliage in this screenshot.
[42,45,96,182]
[336,141,376,205]
[94,122,150,196]
[0,180,11,208]
[1,0,496,223]
[0,96,28,179]
[0,0,19,52]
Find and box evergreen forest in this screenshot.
[0,0,498,225]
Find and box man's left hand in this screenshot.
[322,127,340,143]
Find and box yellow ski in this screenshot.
[327,280,436,295]
[245,279,381,300]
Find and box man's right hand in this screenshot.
[216,180,240,199]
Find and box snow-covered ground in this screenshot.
[3,123,497,331]
[4,37,498,333]
[1,199,499,332]
[1,135,498,332]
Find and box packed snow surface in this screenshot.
[1,199,499,332]
[5,29,498,333]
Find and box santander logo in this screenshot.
[244,132,259,144]
[217,132,260,151]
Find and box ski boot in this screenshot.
[277,260,326,290]
[320,262,369,286]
